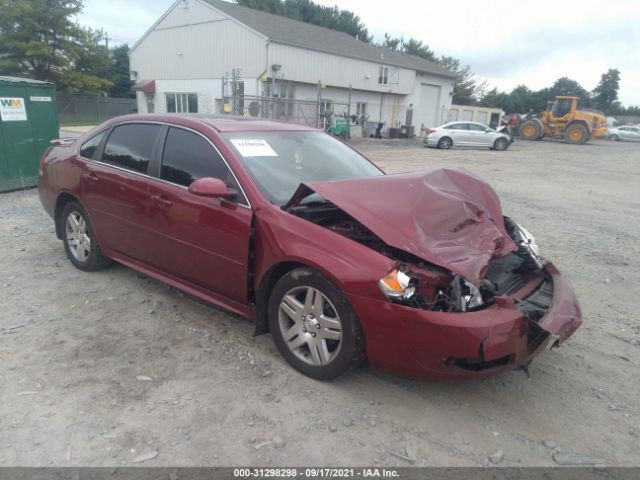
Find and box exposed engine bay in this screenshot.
[289,200,549,314]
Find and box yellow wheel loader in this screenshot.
[519,96,608,144]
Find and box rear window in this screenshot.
[101,124,161,174]
[79,131,106,159]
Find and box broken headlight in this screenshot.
[451,275,485,312]
[512,222,542,269]
[378,269,416,300]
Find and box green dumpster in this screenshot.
[0,76,59,192]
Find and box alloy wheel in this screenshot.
[65,211,91,262]
[439,137,452,149]
[278,286,343,366]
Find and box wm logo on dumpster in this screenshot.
[0,98,23,108]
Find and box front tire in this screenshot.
[437,137,453,149]
[520,120,541,140]
[609,134,620,141]
[563,124,589,144]
[61,202,112,271]
[268,267,365,380]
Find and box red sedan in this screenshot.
[38,114,582,379]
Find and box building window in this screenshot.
[462,109,473,121]
[320,99,333,115]
[378,66,389,85]
[165,93,198,113]
[145,93,155,113]
[356,102,367,116]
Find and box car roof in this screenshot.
[441,121,488,127]
[105,114,317,133]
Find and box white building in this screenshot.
[130,0,456,131]
[448,104,505,129]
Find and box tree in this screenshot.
[0,0,84,80]
[0,0,113,94]
[236,0,372,42]
[56,27,113,94]
[592,68,621,113]
[381,33,401,52]
[379,34,436,62]
[109,44,134,98]
[549,77,590,101]
[480,87,514,112]
[437,56,486,105]
[403,38,436,62]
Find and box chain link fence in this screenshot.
[56,94,137,125]
[236,95,351,131]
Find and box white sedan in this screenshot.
[424,121,511,150]
[608,125,640,142]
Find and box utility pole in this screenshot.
[316,81,322,129]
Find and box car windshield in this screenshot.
[222,131,383,205]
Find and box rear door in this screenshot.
[446,123,471,145]
[145,126,252,303]
[80,123,162,262]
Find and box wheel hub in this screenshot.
[302,315,320,332]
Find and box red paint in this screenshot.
[38,114,582,379]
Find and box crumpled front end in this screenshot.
[284,168,582,378]
[287,168,518,284]
[348,261,582,379]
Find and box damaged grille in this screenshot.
[516,278,554,352]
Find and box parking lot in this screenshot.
[1,137,638,467]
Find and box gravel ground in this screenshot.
[0,138,638,467]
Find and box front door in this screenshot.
[145,126,252,304]
[467,123,490,146]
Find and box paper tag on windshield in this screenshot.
[230,139,277,157]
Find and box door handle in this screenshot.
[82,172,99,183]
[151,194,172,208]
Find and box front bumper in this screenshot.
[347,262,582,379]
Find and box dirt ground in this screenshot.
[1,137,638,467]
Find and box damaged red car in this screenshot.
[38,115,582,380]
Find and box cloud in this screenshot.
[78,0,174,46]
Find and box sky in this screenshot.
[78,0,640,106]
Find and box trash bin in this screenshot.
[0,76,59,192]
[388,127,400,139]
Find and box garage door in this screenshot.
[415,84,441,128]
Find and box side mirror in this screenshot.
[188,177,234,199]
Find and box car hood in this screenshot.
[286,168,518,284]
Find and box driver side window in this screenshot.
[160,127,247,204]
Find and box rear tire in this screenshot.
[437,137,453,149]
[268,267,365,380]
[609,134,620,141]
[563,124,589,144]
[61,202,112,271]
[520,120,541,140]
[492,137,509,151]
